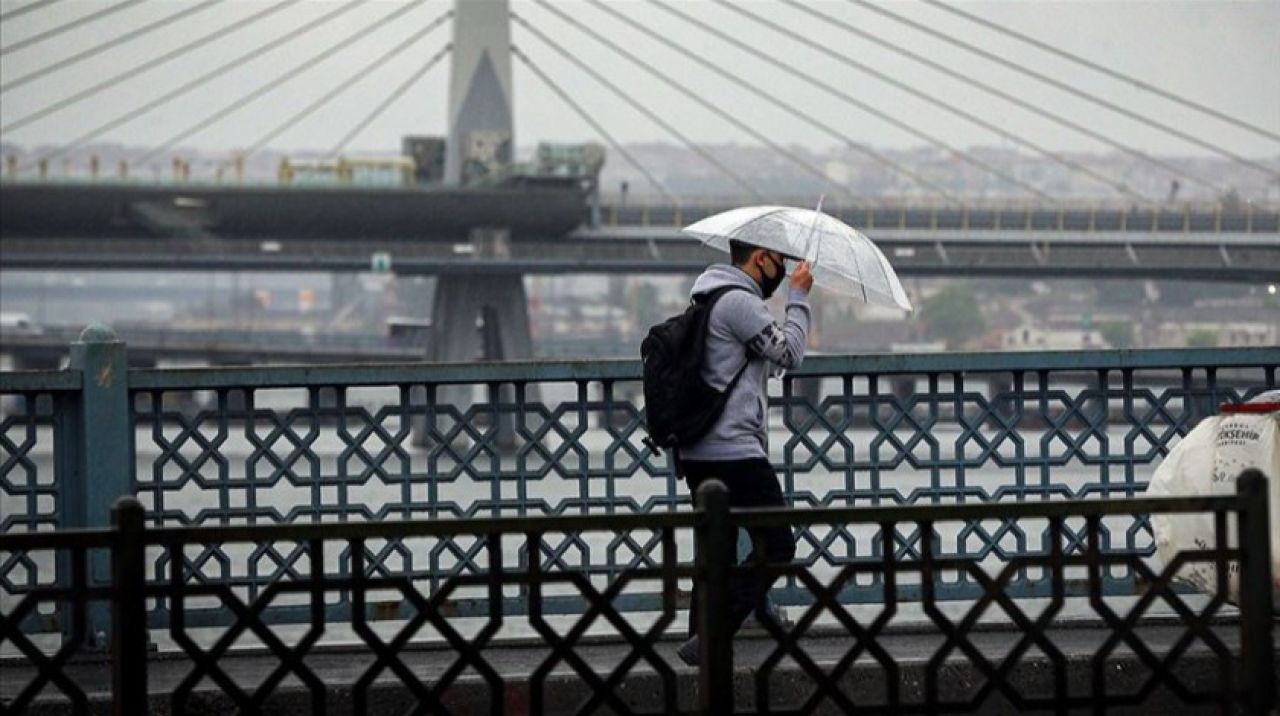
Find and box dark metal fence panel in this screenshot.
[722,478,1273,715]
[0,531,105,715]
[1,508,700,714]
[0,372,80,534]
[1,485,1272,714]
[3,347,1278,635]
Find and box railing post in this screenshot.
[1236,470,1274,713]
[68,323,132,645]
[111,496,148,716]
[695,479,734,715]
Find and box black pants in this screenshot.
[681,457,796,637]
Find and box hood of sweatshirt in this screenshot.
[690,264,762,300]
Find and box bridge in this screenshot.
[3,1,1280,711]
[3,181,1277,281]
[0,321,631,366]
[3,0,1279,370]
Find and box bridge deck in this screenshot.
[5,621,1270,715]
[3,229,1277,281]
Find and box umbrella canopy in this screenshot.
[683,205,913,311]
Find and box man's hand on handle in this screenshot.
[790,261,814,293]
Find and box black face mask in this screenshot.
[758,255,786,299]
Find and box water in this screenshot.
[5,400,1197,657]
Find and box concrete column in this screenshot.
[792,375,824,414]
[430,232,532,364]
[427,239,532,448]
[444,0,513,186]
[886,376,915,423]
[419,228,534,449]
[988,375,1015,424]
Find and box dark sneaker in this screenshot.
[676,635,700,666]
[742,601,792,631]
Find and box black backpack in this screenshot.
[640,286,750,453]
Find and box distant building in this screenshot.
[1002,326,1104,351]
[1154,321,1278,348]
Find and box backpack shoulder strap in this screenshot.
[693,284,748,307]
[701,284,753,390]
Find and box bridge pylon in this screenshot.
[444,0,512,186]
[421,0,529,449]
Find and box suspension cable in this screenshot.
[854,0,1280,180]
[923,0,1280,144]
[26,1,369,168]
[1,0,303,135]
[716,0,1143,202]
[658,0,1048,201]
[0,0,147,56]
[131,0,429,168]
[606,0,965,203]
[1,0,224,93]
[512,12,761,201]
[329,47,452,157]
[529,0,857,204]
[241,16,450,160]
[786,0,1219,195]
[513,46,678,204]
[0,0,64,23]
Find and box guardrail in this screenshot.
[1,329,1277,638]
[597,199,1280,234]
[0,473,1273,714]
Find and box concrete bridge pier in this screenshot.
[418,229,533,449]
[871,376,917,424]
[132,357,199,418]
[791,375,824,413]
[987,375,1017,424]
[892,377,916,399]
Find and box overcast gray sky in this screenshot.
[1,0,1277,158]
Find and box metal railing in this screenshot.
[1,331,1277,637]
[596,197,1279,234]
[0,472,1273,714]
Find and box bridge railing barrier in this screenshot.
[0,472,1272,713]
[1,329,1277,637]
[595,196,1280,234]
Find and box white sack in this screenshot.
[1147,398,1280,608]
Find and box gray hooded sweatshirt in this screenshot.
[680,264,811,462]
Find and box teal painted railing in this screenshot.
[1,328,1276,636]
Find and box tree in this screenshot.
[1186,329,1218,348]
[920,284,986,349]
[1100,320,1134,349]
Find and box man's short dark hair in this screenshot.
[729,240,758,267]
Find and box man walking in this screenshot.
[677,238,814,665]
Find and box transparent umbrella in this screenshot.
[683,204,913,311]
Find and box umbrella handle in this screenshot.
[804,195,824,265]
